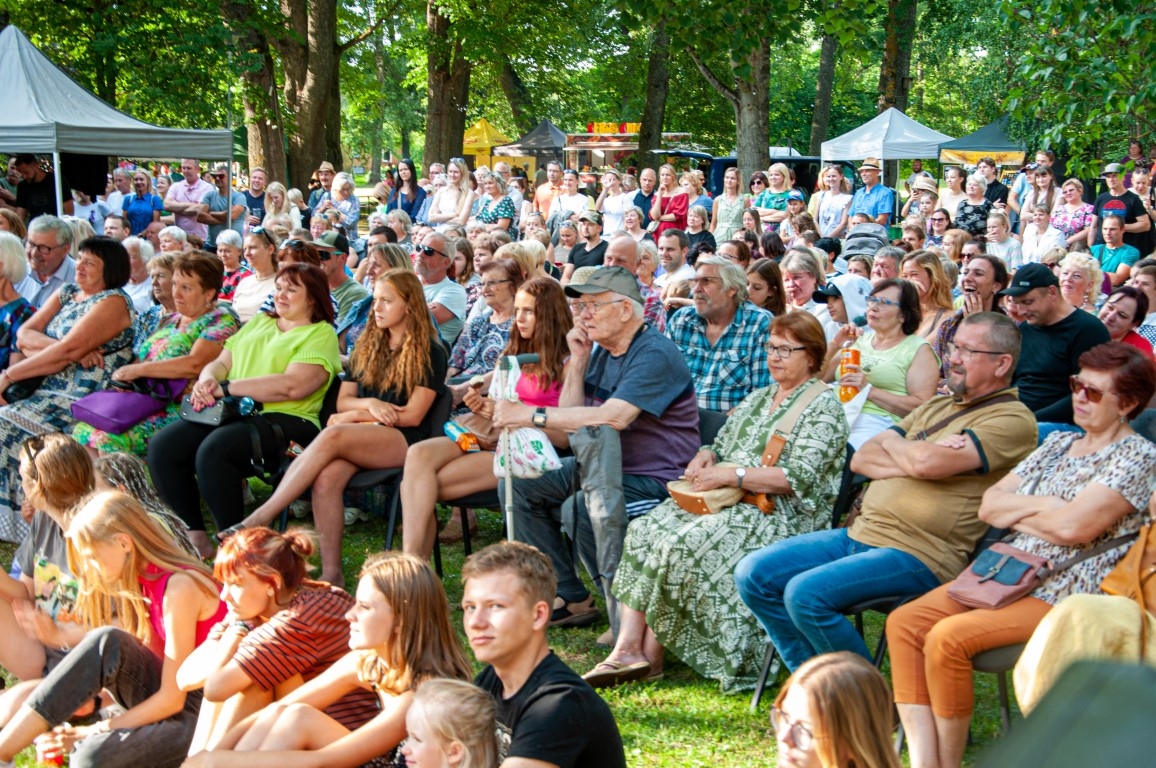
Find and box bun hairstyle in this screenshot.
[214,527,319,597]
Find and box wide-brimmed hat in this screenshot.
[317,161,336,174]
[858,158,882,171]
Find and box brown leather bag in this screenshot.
[1100,524,1156,659]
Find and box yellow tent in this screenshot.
[462,118,512,168]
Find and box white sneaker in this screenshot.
[289,500,312,519]
[344,507,368,526]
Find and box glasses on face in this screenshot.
[765,344,806,359]
[417,244,448,259]
[1070,375,1115,403]
[480,279,513,289]
[571,298,625,315]
[770,707,815,750]
[930,216,948,223]
[865,295,900,308]
[22,436,44,482]
[26,241,64,257]
[750,179,766,187]
[251,226,274,247]
[946,343,1005,362]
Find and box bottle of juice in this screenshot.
[839,345,860,403]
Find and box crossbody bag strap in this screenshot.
[1036,532,1140,580]
[910,392,1017,441]
[760,380,830,468]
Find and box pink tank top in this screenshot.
[516,372,563,408]
[138,563,227,655]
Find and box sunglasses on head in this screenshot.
[251,226,274,247]
[22,435,44,481]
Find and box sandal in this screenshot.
[549,595,600,628]
[216,523,245,543]
[583,659,652,688]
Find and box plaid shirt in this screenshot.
[666,301,771,412]
[639,280,667,333]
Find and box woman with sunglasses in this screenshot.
[772,652,902,768]
[888,342,1156,768]
[230,226,282,323]
[148,263,341,559]
[823,278,938,449]
[226,269,444,585]
[0,236,134,543]
[926,208,952,247]
[753,163,792,233]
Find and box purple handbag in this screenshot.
[71,378,188,434]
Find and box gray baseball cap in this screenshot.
[564,266,642,304]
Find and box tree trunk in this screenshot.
[498,56,535,136]
[368,37,387,184]
[809,33,839,155]
[877,0,918,186]
[637,18,670,171]
[275,0,340,190]
[221,0,287,179]
[423,1,471,167]
[733,40,770,184]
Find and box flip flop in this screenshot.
[583,660,652,688]
[549,596,600,628]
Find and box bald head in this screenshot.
[604,235,641,273]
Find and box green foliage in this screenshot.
[1001,0,1155,175]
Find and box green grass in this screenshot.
[0,489,1014,766]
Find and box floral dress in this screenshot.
[73,307,239,455]
[1050,203,1095,241]
[954,198,993,236]
[477,196,516,236]
[0,286,135,542]
[612,381,849,691]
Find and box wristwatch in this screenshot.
[220,379,231,397]
[532,407,548,427]
[735,467,747,489]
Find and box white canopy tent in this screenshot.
[0,25,233,214]
[821,108,954,161]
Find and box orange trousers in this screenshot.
[886,582,1052,718]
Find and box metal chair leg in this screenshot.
[750,644,780,713]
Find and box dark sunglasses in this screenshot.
[22,435,44,481]
[1069,375,1114,404]
[416,244,447,259]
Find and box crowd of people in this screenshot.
[0,144,1155,767]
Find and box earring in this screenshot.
[267,588,275,597]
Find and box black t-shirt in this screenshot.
[351,340,447,445]
[569,239,609,270]
[1091,190,1150,251]
[634,190,656,228]
[475,652,626,768]
[16,174,73,219]
[984,179,1008,206]
[1014,309,1110,424]
[687,230,717,264]
[244,190,266,223]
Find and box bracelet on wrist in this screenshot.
[228,619,255,634]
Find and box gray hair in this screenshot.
[215,230,243,250]
[0,231,28,284]
[112,168,131,182]
[698,255,749,304]
[967,173,988,194]
[158,226,187,244]
[638,238,659,265]
[386,209,413,232]
[332,172,355,194]
[28,214,75,253]
[122,236,154,265]
[780,249,825,284]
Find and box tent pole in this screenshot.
[52,151,63,216]
[226,162,233,231]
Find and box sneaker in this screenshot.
[344,507,369,526]
[289,500,312,519]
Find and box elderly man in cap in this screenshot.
[314,230,370,321]
[667,255,771,412]
[196,164,247,251]
[849,158,895,226]
[163,158,213,239]
[308,161,337,209]
[1000,262,1109,437]
[494,266,699,636]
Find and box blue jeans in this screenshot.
[734,528,940,672]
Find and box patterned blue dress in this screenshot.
[0,286,134,541]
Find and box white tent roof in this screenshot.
[821,108,953,161]
[0,25,232,159]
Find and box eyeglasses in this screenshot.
[770,707,815,750]
[930,216,948,223]
[22,435,44,482]
[749,179,766,186]
[417,244,448,259]
[26,241,65,257]
[865,295,900,308]
[480,279,512,289]
[1070,375,1115,403]
[765,344,806,359]
[946,343,1006,362]
[251,226,274,247]
[571,298,625,314]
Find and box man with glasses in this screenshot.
[998,262,1109,433]
[15,215,76,305]
[849,158,894,226]
[314,231,369,322]
[163,158,213,240]
[493,266,699,638]
[666,256,770,412]
[415,231,467,344]
[196,164,247,251]
[736,312,1036,674]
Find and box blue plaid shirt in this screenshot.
[666,301,771,412]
